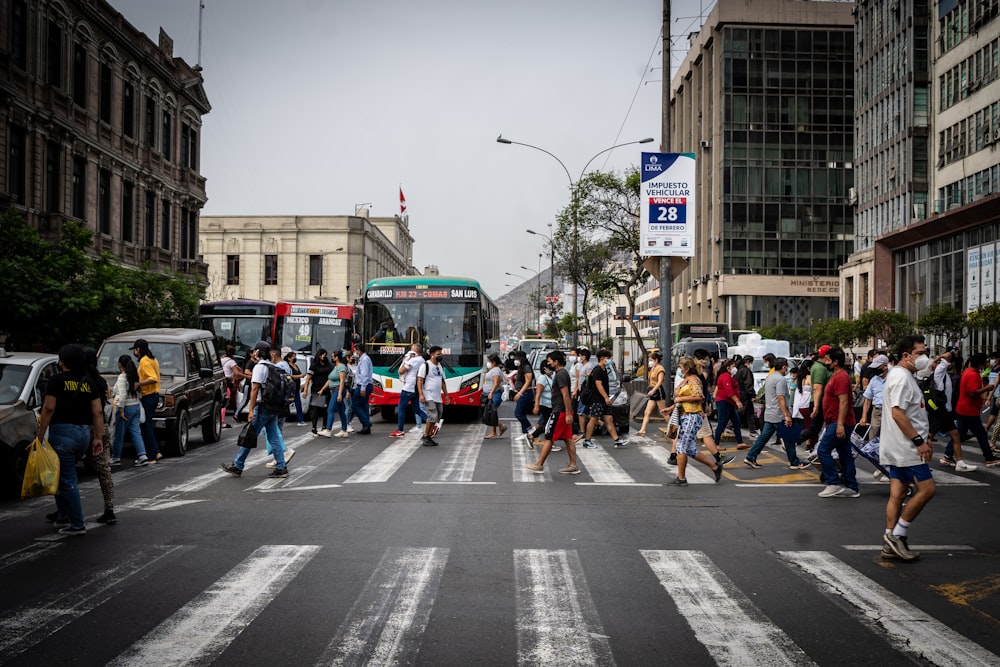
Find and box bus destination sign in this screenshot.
[366,287,479,300]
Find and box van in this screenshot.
[671,339,728,371]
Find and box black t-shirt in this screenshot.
[861,364,879,383]
[550,367,571,413]
[45,371,100,425]
[588,365,609,403]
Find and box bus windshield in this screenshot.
[364,300,482,368]
[277,316,351,356]
[202,316,272,359]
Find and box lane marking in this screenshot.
[413,481,496,485]
[318,546,448,666]
[109,544,320,667]
[642,549,815,666]
[575,482,662,487]
[514,549,615,666]
[344,433,424,483]
[842,544,974,552]
[779,550,1000,666]
[511,431,550,482]
[0,542,63,572]
[0,545,187,658]
[431,424,486,482]
[855,468,986,487]
[575,443,635,483]
[257,484,343,492]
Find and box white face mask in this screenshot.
[913,354,931,372]
[648,361,655,369]
[568,356,577,364]
[729,368,737,375]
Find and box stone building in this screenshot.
[1,0,210,277]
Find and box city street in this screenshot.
[2,404,999,666]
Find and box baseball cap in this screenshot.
[817,344,831,357]
[869,354,889,369]
[253,341,270,354]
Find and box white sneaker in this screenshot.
[334,430,349,438]
[410,426,422,433]
[284,448,295,463]
[346,426,356,433]
[316,429,331,438]
[818,484,845,498]
[265,456,276,469]
[955,460,978,472]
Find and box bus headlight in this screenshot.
[372,379,383,391]
[459,377,479,392]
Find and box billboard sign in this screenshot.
[640,152,696,257]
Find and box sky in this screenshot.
[116,0,711,300]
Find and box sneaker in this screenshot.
[614,439,628,448]
[53,518,71,528]
[716,454,736,465]
[58,526,87,536]
[525,462,544,473]
[296,422,308,427]
[880,544,900,560]
[347,426,356,433]
[714,463,724,483]
[410,426,422,433]
[389,430,406,438]
[267,467,288,478]
[818,484,845,498]
[835,487,860,498]
[358,427,371,435]
[736,443,751,450]
[582,440,597,449]
[668,453,678,466]
[883,533,920,560]
[134,456,149,467]
[422,437,439,447]
[265,456,277,469]
[671,477,688,486]
[96,510,117,524]
[939,455,956,467]
[551,445,563,452]
[985,459,1000,467]
[334,430,349,438]
[109,458,121,466]
[220,462,242,478]
[572,434,584,443]
[284,449,295,463]
[155,453,164,461]
[559,464,581,475]
[744,459,762,469]
[789,462,811,470]
[954,460,977,472]
[317,429,332,438]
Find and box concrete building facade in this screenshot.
[1,0,210,277]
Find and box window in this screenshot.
[144,191,155,246]
[145,95,156,149]
[265,255,278,285]
[46,19,63,87]
[72,156,86,219]
[45,141,61,213]
[122,181,134,243]
[227,255,240,285]
[8,125,26,205]
[161,198,171,250]
[180,206,189,258]
[73,43,87,107]
[187,208,198,259]
[99,61,112,124]
[11,0,27,70]
[98,169,111,235]
[123,80,135,138]
[309,255,322,286]
[181,122,198,169]
[161,111,172,160]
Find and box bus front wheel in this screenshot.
[380,406,395,422]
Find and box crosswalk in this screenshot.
[1,540,996,665]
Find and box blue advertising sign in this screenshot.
[640,152,696,257]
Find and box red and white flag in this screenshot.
[399,187,407,214]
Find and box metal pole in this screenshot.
[657,0,673,399]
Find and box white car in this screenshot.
[0,350,60,497]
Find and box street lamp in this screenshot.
[498,135,655,347]
[505,271,527,282]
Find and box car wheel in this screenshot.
[171,409,189,456]
[202,399,222,443]
[380,405,395,422]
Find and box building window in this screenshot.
[187,208,198,259]
[98,169,111,236]
[10,0,27,70]
[144,190,155,246]
[161,111,172,161]
[265,255,278,285]
[309,255,322,286]
[122,181,134,243]
[45,141,61,213]
[227,255,240,285]
[46,19,63,87]
[72,156,86,219]
[145,96,156,149]
[73,43,87,107]
[99,61,112,124]
[181,123,198,169]
[8,125,26,205]
[161,198,171,250]
[123,80,135,138]
[180,206,189,259]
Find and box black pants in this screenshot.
[531,406,553,439]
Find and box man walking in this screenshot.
[351,342,373,435]
[859,354,889,439]
[526,350,579,474]
[418,346,448,446]
[743,358,807,470]
[221,343,290,479]
[581,349,628,449]
[390,344,427,438]
[880,335,937,560]
[816,347,859,498]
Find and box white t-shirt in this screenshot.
[418,360,446,403]
[880,365,928,468]
[400,351,422,392]
[570,360,584,392]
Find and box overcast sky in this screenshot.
[117,0,711,300]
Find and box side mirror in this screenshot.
[200,368,215,379]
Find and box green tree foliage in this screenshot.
[756,323,810,349]
[0,209,203,351]
[809,318,861,349]
[968,302,1000,337]
[917,304,967,342]
[855,310,915,349]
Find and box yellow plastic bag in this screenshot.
[21,438,60,499]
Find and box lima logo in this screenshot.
[645,155,663,172]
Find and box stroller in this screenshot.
[849,424,914,496]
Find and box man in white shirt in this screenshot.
[390,344,427,438]
[880,335,936,561]
[418,346,449,447]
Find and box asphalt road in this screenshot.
[2,403,999,666]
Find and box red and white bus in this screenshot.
[273,300,358,360]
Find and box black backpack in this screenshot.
[260,364,296,412]
[918,375,948,414]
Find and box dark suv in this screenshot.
[97,328,225,456]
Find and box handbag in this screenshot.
[481,399,499,427]
[21,438,60,499]
[237,421,258,449]
[139,402,146,424]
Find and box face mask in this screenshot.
[729,368,737,375]
[568,356,577,364]
[648,361,655,369]
[514,360,521,367]
[913,354,931,372]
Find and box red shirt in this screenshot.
[955,367,985,417]
[715,371,739,404]
[822,368,856,426]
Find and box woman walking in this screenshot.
[714,357,749,450]
[132,339,161,462]
[512,351,535,444]
[483,354,507,439]
[303,348,332,435]
[219,345,238,428]
[671,356,723,486]
[637,351,668,435]
[322,350,351,437]
[111,354,147,467]
[530,362,554,445]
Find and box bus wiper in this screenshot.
[387,354,408,374]
[440,358,456,374]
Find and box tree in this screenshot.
[809,318,861,350]
[968,303,1000,338]
[918,304,967,345]
[855,310,914,350]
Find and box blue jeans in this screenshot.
[351,385,372,429]
[292,391,305,423]
[396,389,427,431]
[491,389,503,409]
[514,389,535,434]
[714,400,744,445]
[48,424,91,529]
[112,403,146,459]
[234,407,286,470]
[326,392,348,431]
[745,420,803,465]
[139,393,160,458]
[817,422,858,490]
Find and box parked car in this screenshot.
[97,328,225,456]
[0,350,59,498]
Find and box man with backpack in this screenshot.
[581,349,628,449]
[221,342,291,479]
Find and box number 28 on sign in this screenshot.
[648,196,687,227]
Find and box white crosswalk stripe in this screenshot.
[575,443,636,483]
[430,424,487,482]
[511,430,551,482]
[636,441,717,483]
[343,432,424,483]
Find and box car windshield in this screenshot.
[0,364,30,405]
[98,343,187,376]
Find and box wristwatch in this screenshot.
[911,436,924,447]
